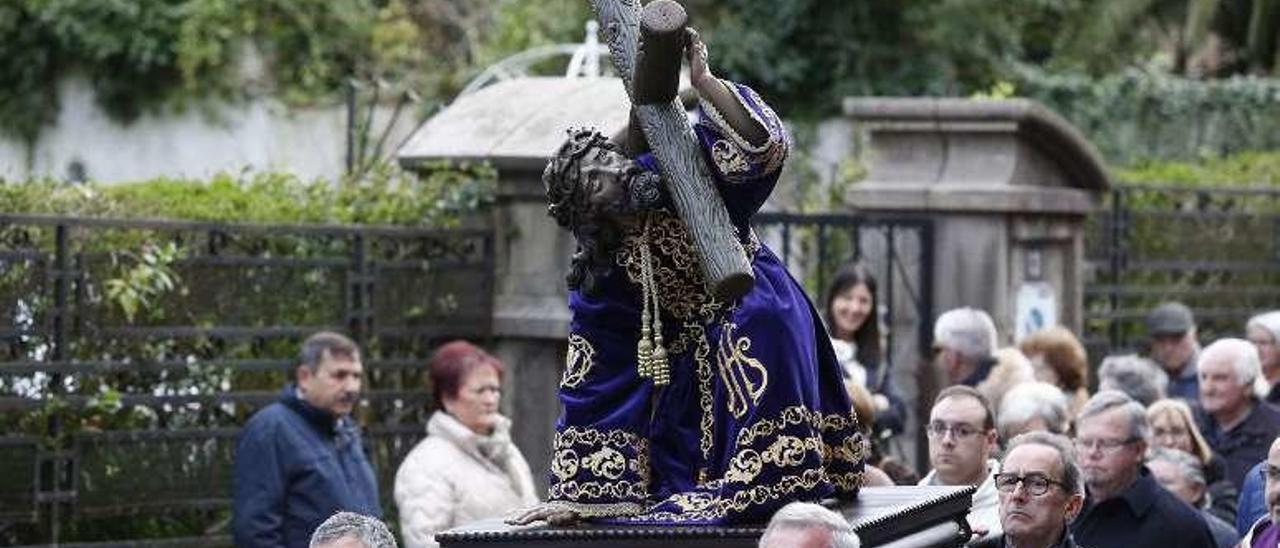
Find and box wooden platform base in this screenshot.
[438,485,975,548]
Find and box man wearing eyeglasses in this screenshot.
[919,385,1002,543]
[973,432,1084,548]
[1069,390,1214,547]
[1240,436,1280,547]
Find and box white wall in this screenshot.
[0,78,418,184]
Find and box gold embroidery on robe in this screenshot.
[560,333,595,389]
[548,427,652,516]
[696,81,789,183]
[617,405,865,523]
[551,449,580,481]
[583,446,627,480]
[617,211,760,321]
[711,139,750,175]
[717,322,768,418]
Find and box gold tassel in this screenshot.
[637,213,670,386]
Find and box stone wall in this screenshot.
[0,78,416,183]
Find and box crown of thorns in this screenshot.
[544,127,624,227]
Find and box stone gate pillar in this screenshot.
[842,97,1110,469]
[844,97,1109,343]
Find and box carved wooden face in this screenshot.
[577,146,632,215]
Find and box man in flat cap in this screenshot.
[1146,301,1201,404]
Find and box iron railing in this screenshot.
[1084,183,1280,361]
[0,214,493,545]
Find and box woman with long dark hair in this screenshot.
[824,261,906,436]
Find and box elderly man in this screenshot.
[1145,301,1201,402]
[997,382,1071,443]
[935,307,999,387]
[1192,338,1280,489]
[758,502,860,548]
[1240,437,1280,546]
[1246,311,1280,404]
[1146,448,1239,548]
[972,432,1084,548]
[920,385,1002,542]
[1096,354,1167,407]
[234,332,381,548]
[1069,390,1214,547]
[935,308,1030,410]
[310,512,397,548]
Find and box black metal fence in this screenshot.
[1084,183,1280,361]
[0,214,493,545]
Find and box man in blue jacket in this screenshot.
[233,331,382,547]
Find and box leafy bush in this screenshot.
[1014,67,1280,164]
[1116,151,1280,185]
[0,161,495,225]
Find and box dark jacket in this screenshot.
[1237,461,1266,536]
[972,529,1084,548]
[233,384,381,548]
[1070,466,1215,548]
[1166,351,1200,403]
[1195,399,1280,489]
[1203,453,1238,526]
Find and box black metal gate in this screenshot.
[0,214,493,545]
[1084,183,1280,361]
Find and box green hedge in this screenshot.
[1014,67,1280,165]
[0,162,495,225]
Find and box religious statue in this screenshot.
[509,5,865,527]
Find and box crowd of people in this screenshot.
[228,262,1280,548]
[829,260,1280,548]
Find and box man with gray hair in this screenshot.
[1146,448,1239,548]
[996,382,1070,443]
[934,307,999,387]
[1069,390,1214,547]
[1097,354,1168,407]
[974,432,1084,548]
[1192,338,1280,489]
[758,502,860,548]
[310,512,397,548]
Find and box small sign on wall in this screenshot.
[1015,281,1057,340]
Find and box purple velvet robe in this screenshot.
[548,81,865,524]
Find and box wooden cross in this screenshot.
[590,0,755,301]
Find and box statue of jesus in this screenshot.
[510,27,864,527]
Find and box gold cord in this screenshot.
[636,213,669,386]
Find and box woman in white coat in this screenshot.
[394,341,538,548]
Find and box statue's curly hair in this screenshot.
[543,129,627,295]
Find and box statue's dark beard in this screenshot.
[568,167,666,296]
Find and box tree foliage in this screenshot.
[3,0,1279,155]
[0,0,592,142]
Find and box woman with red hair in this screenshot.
[394,341,537,548]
